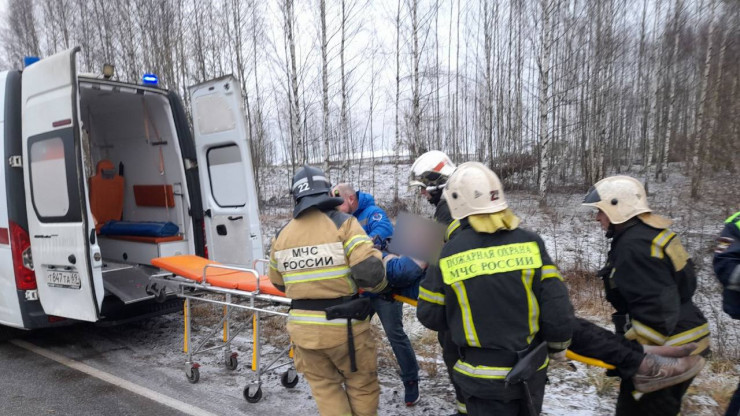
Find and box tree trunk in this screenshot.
[690,1,716,198]
[320,0,330,175]
[537,0,553,199]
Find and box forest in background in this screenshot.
[2,0,738,199]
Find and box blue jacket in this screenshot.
[354,192,393,245]
[384,253,425,300]
[714,212,740,319]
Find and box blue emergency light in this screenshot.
[23,56,40,67]
[142,73,159,86]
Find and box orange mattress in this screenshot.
[151,255,285,297]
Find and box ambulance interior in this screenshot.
[78,79,195,305]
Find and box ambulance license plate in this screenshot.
[46,270,81,289]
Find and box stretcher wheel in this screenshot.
[243,385,262,403]
[155,288,167,303]
[281,369,298,388]
[186,367,200,384]
[225,354,238,371]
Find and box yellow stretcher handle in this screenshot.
[566,350,616,370]
[392,294,418,307]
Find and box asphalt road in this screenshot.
[0,317,316,416]
[0,340,188,416]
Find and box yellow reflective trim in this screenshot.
[440,242,543,285]
[344,234,373,257]
[346,240,371,258]
[521,269,539,344]
[538,356,550,371]
[446,220,461,241]
[453,360,512,379]
[665,323,710,346]
[457,401,467,414]
[283,265,349,277]
[452,282,480,347]
[726,211,740,224]
[288,311,367,326]
[343,234,371,249]
[650,230,675,259]
[631,319,667,344]
[283,266,351,284]
[541,265,563,281]
[419,287,445,305]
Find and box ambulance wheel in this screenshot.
[281,370,298,388]
[243,386,262,403]
[225,355,238,371]
[186,367,200,384]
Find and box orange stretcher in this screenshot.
[151,255,286,296]
[147,255,296,403]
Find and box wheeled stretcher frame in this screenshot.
[148,258,297,403]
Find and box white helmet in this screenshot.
[409,150,456,191]
[443,162,507,219]
[582,175,651,224]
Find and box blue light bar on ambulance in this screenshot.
[142,73,159,86]
[24,56,40,67]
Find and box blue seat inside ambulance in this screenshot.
[99,220,179,237]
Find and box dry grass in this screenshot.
[562,266,611,321]
[412,327,443,379]
[710,357,738,375]
[260,313,291,347]
[585,368,620,396]
[684,364,738,416]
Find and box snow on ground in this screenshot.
[255,161,738,415]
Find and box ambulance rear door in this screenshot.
[21,47,103,321]
[188,76,263,266]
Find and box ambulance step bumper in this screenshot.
[102,262,164,305]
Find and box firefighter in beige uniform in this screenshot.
[269,165,388,416]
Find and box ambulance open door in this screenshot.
[189,76,264,266]
[21,47,103,321]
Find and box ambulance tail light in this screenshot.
[10,221,36,290]
[202,221,209,259]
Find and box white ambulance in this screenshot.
[0,47,263,330]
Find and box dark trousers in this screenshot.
[453,367,547,416]
[726,380,740,416]
[439,330,467,413]
[569,318,644,379]
[616,377,693,415]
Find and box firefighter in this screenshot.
[332,183,423,406]
[417,162,575,415]
[409,150,467,415]
[268,165,388,416]
[582,175,710,415]
[713,211,740,416]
